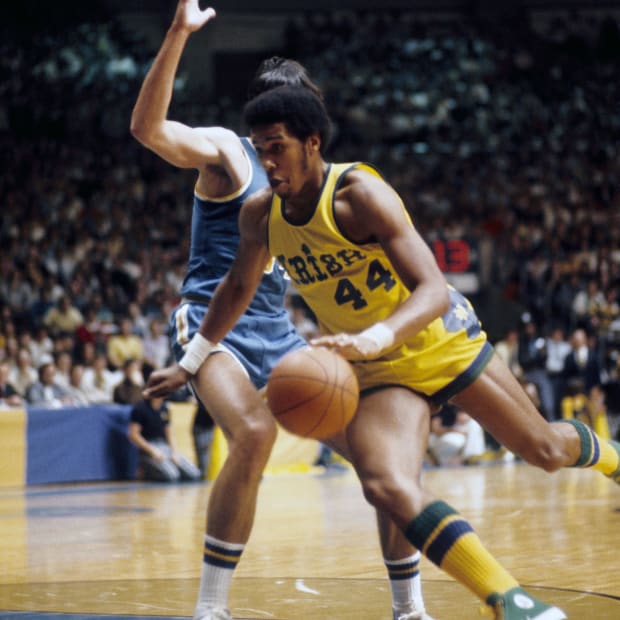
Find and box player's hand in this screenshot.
[173,0,216,33]
[143,363,190,398]
[152,447,165,462]
[309,333,383,361]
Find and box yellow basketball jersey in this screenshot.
[267,162,492,403]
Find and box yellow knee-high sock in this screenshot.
[404,500,518,604]
[559,419,620,478]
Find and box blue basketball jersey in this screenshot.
[180,137,288,317]
[171,137,306,389]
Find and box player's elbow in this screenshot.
[129,117,149,145]
[129,112,157,147]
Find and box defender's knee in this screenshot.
[229,409,278,465]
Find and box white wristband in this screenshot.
[360,322,395,351]
[179,333,216,375]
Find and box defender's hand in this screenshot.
[173,0,216,33]
[143,363,190,398]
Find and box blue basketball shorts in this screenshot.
[169,301,307,390]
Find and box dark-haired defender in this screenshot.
[157,84,620,619]
[133,3,433,620]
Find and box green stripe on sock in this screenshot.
[556,419,593,467]
[404,500,457,550]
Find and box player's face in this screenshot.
[251,122,317,200]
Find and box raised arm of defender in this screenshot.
[129,0,249,191]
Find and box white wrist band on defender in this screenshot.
[179,333,215,375]
[360,322,395,350]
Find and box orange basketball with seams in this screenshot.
[266,347,359,440]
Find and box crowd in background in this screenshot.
[1,9,619,443]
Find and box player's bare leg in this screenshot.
[345,386,566,620]
[326,408,434,620]
[191,353,277,620]
[452,354,620,480]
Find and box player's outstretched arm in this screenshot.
[195,189,274,343]
[130,0,226,170]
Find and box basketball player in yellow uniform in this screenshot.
[146,85,620,620]
[137,4,433,620]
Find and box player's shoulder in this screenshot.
[239,187,272,231]
[339,163,389,198]
[244,185,272,209]
[239,187,272,241]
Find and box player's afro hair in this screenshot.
[243,85,332,154]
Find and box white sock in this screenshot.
[194,534,245,616]
[384,551,425,613]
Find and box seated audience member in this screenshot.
[26,362,72,408]
[113,358,144,405]
[128,392,201,483]
[0,361,24,407]
[81,352,121,403]
[107,317,144,370]
[561,379,611,440]
[494,327,522,378]
[43,294,84,337]
[64,363,91,406]
[563,328,601,394]
[30,326,54,368]
[428,405,487,466]
[142,317,170,372]
[9,347,38,397]
[545,326,572,420]
[54,350,73,390]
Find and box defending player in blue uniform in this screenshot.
[132,2,433,619]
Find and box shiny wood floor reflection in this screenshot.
[1,462,620,619]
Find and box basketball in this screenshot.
[266,347,359,440]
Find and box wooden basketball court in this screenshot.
[1,461,620,619]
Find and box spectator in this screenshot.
[128,301,150,339]
[572,278,606,331]
[9,348,38,398]
[64,363,91,406]
[30,326,54,369]
[142,318,170,372]
[428,405,487,467]
[0,361,24,408]
[561,381,611,440]
[563,328,601,394]
[545,326,572,420]
[81,352,120,404]
[518,318,555,420]
[107,317,144,370]
[493,328,522,378]
[54,350,73,390]
[26,362,72,408]
[112,358,144,405]
[42,294,84,337]
[128,394,201,483]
